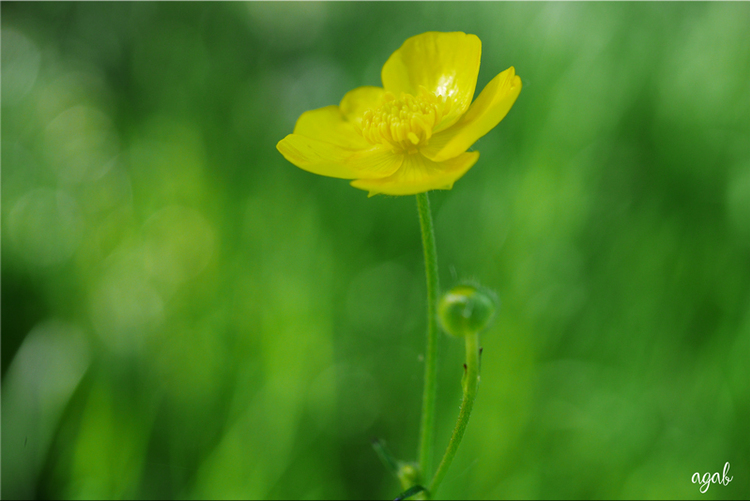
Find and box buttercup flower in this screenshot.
[277,31,521,196]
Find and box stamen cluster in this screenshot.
[360,88,451,151]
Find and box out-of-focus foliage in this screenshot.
[2,3,749,499]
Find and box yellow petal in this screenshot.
[381,32,482,131]
[421,67,521,163]
[339,86,385,126]
[292,105,371,149]
[277,134,403,180]
[347,147,405,179]
[278,103,404,180]
[350,151,480,196]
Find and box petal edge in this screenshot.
[277,135,403,180]
[350,151,479,196]
[422,67,521,163]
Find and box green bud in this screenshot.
[438,284,497,337]
[397,462,420,489]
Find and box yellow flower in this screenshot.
[276,31,521,196]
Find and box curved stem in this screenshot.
[430,332,480,495]
[416,192,439,487]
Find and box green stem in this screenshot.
[416,192,439,487]
[430,331,480,495]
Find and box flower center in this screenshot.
[359,87,451,152]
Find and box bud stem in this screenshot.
[416,192,439,490]
[430,331,481,495]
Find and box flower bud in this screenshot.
[397,462,420,489]
[438,284,497,337]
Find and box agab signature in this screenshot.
[692,462,733,494]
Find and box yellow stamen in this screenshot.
[359,88,450,151]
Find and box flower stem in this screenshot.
[416,192,439,487]
[430,331,480,495]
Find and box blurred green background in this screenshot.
[2,2,749,499]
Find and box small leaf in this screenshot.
[371,438,399,475]
[394,485,427,501]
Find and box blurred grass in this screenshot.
[2,2,750,500]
